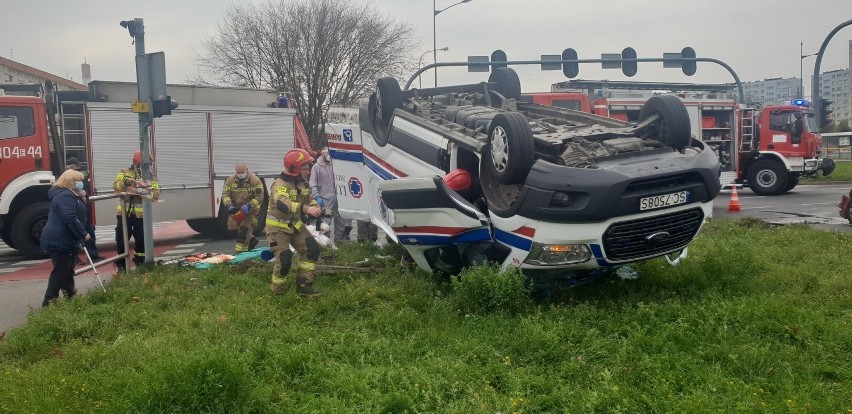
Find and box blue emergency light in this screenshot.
[791,98,809,107]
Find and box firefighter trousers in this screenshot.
[267,226,321,288]
[229,213,258,252]
[115,214,146,268]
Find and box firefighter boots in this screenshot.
[296,276,321,297]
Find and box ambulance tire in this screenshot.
[376,77,402,123]
[638,95,691,151]
[488,68,522,101]
[0,218,15,248]
[10,202,50,258]
[368,95,390,147]
[486,112,535,184]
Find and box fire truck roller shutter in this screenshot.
[637,95,691,151]
[88,104,139,226]
[210,111,295,179]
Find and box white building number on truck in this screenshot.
[0,145,43,159]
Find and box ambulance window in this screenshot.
[804,113,818,132]
[0,107,35,139]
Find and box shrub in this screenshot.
[450,264,532,316]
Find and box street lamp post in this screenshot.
[433,0,472,87]
[800,41,817,99]
[419,47,448,89]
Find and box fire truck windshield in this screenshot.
[804,112,819,133]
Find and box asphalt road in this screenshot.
[1,184,850,334]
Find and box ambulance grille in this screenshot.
[602,208,704,262]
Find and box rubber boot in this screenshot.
[269,282,286,295]
[296,276,321,297]
[247,236,259,251]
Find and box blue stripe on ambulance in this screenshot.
[398,228,492,246]
[493,229,532,251]
[589,244,610,266]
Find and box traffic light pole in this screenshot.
[811,19,852,124]
[128,18,156,266]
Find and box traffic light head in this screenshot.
[819,98,834,127]
[152,96,179,118]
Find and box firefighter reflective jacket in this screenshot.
[266,173,317,233]
[113,166,160,217]
[222,174,264,213]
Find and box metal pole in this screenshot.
[812,19,852,123]
[433,0,438,88]
[122,198,131,271]
[132,18,156,266]
[800,42,803,99]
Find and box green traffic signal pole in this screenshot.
[811,19,852,124]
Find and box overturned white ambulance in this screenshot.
[329,68,721,275]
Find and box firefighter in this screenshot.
[113,150,160,272]
[222,162,264,253]
[266,149,323,297]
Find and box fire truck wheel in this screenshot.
[0,219,15,248]
[784,174,800,192]
[638,95,691,151]
[376,77,402,123]
[486,112,535,184]
[488,68,522,101]
[10,202,50,259]
[747,159,789,196]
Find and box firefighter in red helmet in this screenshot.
[265,149,323,296]
[113,150,160,272]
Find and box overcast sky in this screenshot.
[3,0,851,96]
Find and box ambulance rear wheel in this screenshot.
[10,202,50,258]
[747,159,788,196]
[638,95,691,151]
[488,68,522,101]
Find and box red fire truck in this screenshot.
[524,80,835,195]
[0,81,309,257]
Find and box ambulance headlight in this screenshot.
[524,243,591,265]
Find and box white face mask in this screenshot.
[236,173,248,180]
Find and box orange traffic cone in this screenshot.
[728,186,741,212]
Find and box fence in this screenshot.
[822,132,852,161]
[73,193,132,277]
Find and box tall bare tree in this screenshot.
[197,0,415,147]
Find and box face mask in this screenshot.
[74,181,84,191]
[237,173,248,180]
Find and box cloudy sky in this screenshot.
[3,0,851,95]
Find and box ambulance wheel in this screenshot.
[376,77,402,123]
[488,67,521,100]
[0,218,15,248]
[638,95,691,151]
[747,159,788,196]
[10,202,50,258]
[486,112,535,184]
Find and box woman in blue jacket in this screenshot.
[40,169,90,307]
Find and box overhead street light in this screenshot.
[433,0,472,87]
[800,41,817,99]
[419,47,448,88]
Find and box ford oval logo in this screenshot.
[645,232,670,244]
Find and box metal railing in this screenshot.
[73,193,132,277]
[821,134,852,161]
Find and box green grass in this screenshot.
[1,220,851,413]
[801,159,852,182]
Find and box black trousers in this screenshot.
[84,223,99,257]
[115,215,145,268]
[43,252,75,306]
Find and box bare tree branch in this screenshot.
[196,0,415,148]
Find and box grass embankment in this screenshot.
[1,219,850,413]
[801,159,852,182]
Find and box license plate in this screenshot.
[640,191,689,211]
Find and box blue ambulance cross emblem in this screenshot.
[348,177,363,198]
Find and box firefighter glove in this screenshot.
[240,204,250,214]
[227,204,238,214]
